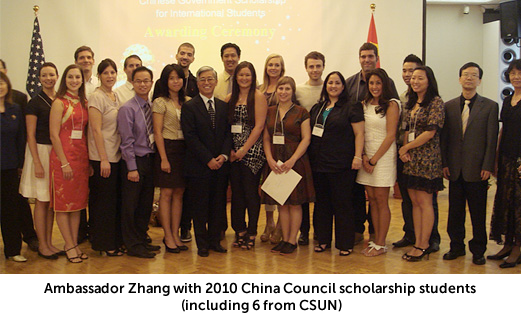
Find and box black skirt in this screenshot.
[154,139,186,188]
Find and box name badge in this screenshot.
[273,135,285,145]
[231,124,243,134]
[71,130,83,140]
[149,134,155,145]
[312,125,324,137]
[408,132,415,142]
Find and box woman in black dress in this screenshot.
[489,59,521,268]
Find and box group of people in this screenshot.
[1,40,520,269]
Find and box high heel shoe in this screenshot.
[499,254,521,268]
[405,246,430,262]
[314,243,331,253]
[163,239,180,253]
[270,227,282,244]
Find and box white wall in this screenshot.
[425,4,495,101]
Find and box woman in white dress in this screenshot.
[356,68,400,256]
[19,63,62,259]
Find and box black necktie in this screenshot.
[208,99,215,129]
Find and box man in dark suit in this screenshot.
[181,66,232,257]
[441,62,499,265]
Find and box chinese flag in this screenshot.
[367,12,380,68]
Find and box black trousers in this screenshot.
[230,162,261,236]
[185,168,229,250]
[179,187,192,232]
[1,169,22,257]
[447,175,488,256]
[121,155,155,251]
[19,195,37,243]
[313,169,356,251]
[89,160,123,251]
[353,182,374,235]
[299,202,311,235]
[397,157,440,244]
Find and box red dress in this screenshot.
[50,92,89,211]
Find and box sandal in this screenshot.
[232,233,246,248]
[242,236,256,250]
[339,249,353,256]
[363,242,387,257]
[65,245,82,264]
[314,243,331,253]
[101,249,124,257]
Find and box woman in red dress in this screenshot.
[49,64,89,263]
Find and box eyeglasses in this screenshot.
[461,73,479,79]
[133,80,152,85]
[198,77,216,83]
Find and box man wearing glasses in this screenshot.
[118,66,160,258]
[181,66,232,257]
[441,62,498,265]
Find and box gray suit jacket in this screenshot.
[441,94,499,182]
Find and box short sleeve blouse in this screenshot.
[152,96,184,140]
[87,88,121,162]
[25,91,53,145]
[308,101,364,173]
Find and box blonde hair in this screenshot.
[259,54,285,93]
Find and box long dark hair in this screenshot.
[318,71,348,106]
[228,61,257,127]
[158,64,186,105]
[406,66,439,110]
[0,71,13,104]
[56,64,87,109]
[364,68,395,116]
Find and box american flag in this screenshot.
[26,17,45,98]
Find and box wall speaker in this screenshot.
[500,1,521,39]
[498,37,519,102]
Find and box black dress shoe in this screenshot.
[472,255,486,265]
[198,249,209,257]
[392,237,414,248]
[38,251,58,260]
[443,250,466,260]
[209,244,227,253]
[145,243,161,251]
[127,247,155,258]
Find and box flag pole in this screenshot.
[370,3,375,12]
[33,5,39,16]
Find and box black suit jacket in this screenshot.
[441,94,499,182]
[181,94,232,178]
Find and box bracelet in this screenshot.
[61,162,70,169]
[354,156,363,161]
[368,159,376,166]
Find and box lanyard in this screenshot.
[314,101,330,127]
[409,104,422,134]
[38,94,52,108]
[274,103,294,136]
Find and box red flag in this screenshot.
[367,12,380,68]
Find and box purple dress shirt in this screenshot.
[117,95,155,171]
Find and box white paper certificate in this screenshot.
[260,161,302,205]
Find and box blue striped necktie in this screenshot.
[143,102,154,148]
